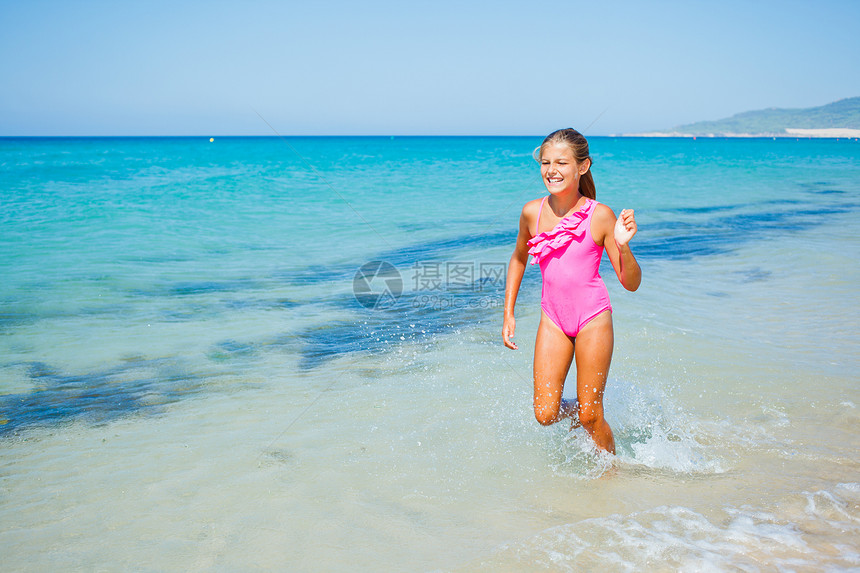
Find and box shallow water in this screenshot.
[1,136,858,570]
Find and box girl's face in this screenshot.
[540,142,589,195]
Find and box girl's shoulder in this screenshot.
[521,196,545,222]
[592,201,616,222]
[590,202,617,240]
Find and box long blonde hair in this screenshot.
[535,128,596,199]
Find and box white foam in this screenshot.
[475,486,860,571]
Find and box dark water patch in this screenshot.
[160,307,211,322]
[669,205,739,215]
[275,266,353,287]
[394,220,447,233]
[800,180,848,195]
[129,278,262,299]
[208,339,258,362]
[222,297,301,311]
[645,220,699,232]
[150,295,301,323]
[222,298,259,311]
[266,331,302,353]
[761,198,807,206]
[295,320,399,370]
[383,229,513,268]
[0,301,137,333]
[633,234,732,260]
[169,279,260,296]
[735,268,772,283]
[0,311,36,331]
[158,295,302,321]
[292,278,520,369]
[811,188,845,195]
[635,203,855,261]
[0,358,203,437]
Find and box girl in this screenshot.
[503,128,641,454]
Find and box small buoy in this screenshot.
[209,137,214,142]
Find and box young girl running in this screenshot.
[503,128,641,454]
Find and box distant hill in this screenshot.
[632,97,860,137]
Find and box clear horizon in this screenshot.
[2,0,859,137]
[2,131,857,139]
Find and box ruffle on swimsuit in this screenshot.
[526,199,593,265]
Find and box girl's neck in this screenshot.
[548,191,586,217]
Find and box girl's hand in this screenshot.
[503,315,518,350]
[614,209,637,246]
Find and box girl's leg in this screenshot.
[533,310,576,426]
[573,310,616,453]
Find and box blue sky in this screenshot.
[1,0,858,136]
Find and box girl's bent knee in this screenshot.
[578,407,603,429]
[534,406,558,426]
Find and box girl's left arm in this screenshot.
[596,205,641,292]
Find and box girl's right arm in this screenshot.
[503,205,534,350]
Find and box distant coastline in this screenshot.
[623,97,860,138]
[620,128,860,139]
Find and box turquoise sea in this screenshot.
[1,136,858,570]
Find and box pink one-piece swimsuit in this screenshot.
[526,197,612,337]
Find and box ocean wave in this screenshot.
[464,484,860,571]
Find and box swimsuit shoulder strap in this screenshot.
[536,196,548,234]
[584,199,602,246]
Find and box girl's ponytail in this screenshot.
[579,168,596,199]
